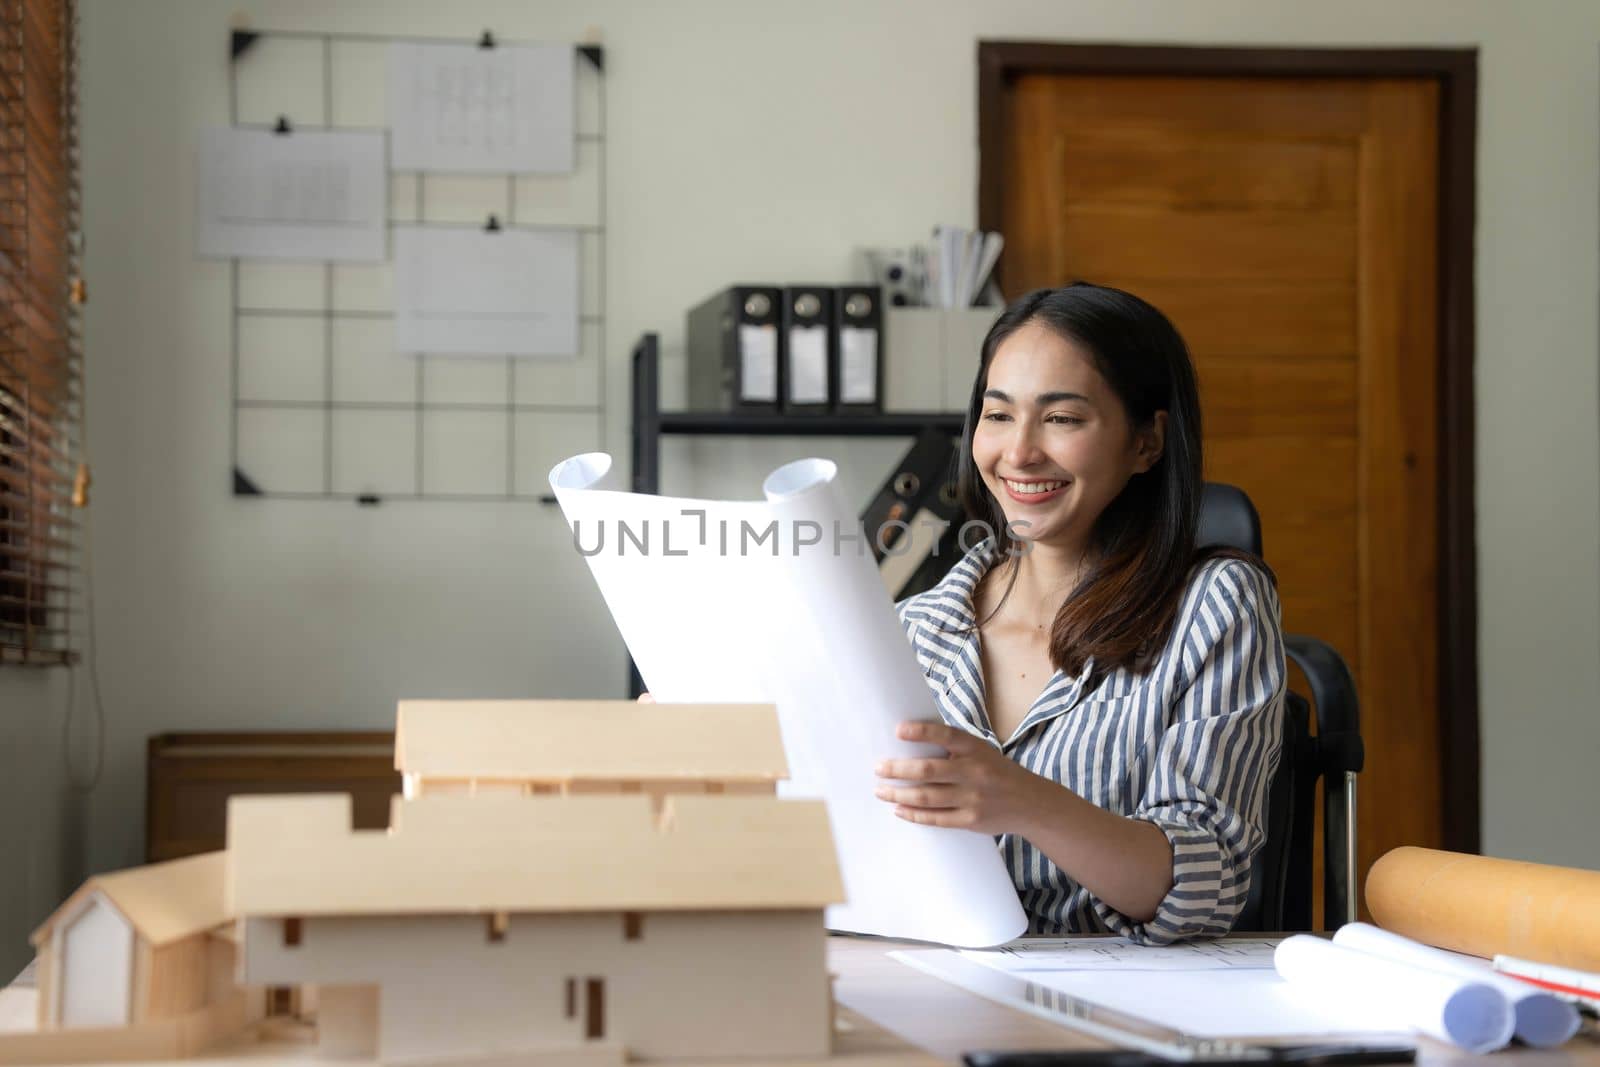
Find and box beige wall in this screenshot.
[0,674,84,980]
[64,0,1600,891]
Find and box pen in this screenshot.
[1493,954,1600,1007]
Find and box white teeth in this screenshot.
[1005,479,1065,495]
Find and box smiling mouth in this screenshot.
[1003,478,1067,495]
[1000,478,1069,503]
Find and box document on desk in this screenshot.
[971,936,1284,971]
[549,452,1030,948]
[895,944,1415,1046]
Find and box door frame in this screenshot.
[977,42,1480,854]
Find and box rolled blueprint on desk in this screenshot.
[1331,922,1578,1048]
[549,453,1029,948]
[1274,934,1514,1053]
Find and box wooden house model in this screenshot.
[228,788,843,1064]
[2,700,835,1065]
[395,699,789,803]
[3,852,259,1063]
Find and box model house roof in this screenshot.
[227,792,842,916]
[393,700,789,783]
[31,851,230,948]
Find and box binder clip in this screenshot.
[484,214,502,233]
[273,115,292,135]
[478,29,496,49]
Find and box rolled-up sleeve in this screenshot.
[1093,559,1286,944]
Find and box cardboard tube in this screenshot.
[1367,847,1600,971]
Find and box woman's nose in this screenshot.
[1003,423,1044,467]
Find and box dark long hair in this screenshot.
[956,283,1268,683]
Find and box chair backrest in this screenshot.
[1197,483,1262,557]
[1196,482,1327,932]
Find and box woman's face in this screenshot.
[972,322,1165,553]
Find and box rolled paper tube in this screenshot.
[1333,922,1579,1048]
[1366,847,1600,972]
[1274,934,1514,1053]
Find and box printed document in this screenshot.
[394,226,579,357]
[195,128,386,261]
[390,42,574,173]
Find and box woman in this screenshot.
[873,283,1285,945]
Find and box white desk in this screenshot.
[3,938,1595,1066]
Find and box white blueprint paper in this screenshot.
[195,128,386,261]
[390,42,573,174]
[394,226,579,356]
[549,453,1029,948]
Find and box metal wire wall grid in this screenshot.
[0,0,80,665]
[227,30,606,503]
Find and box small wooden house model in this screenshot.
[228,789,843,1064]
[395,699,788,803]
[4,852,257,1063]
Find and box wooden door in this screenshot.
[994,72,1442,920]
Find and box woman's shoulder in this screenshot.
[1167,552,1283,654]
[1184,552,1278,604]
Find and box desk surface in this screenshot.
[827,938,1599,1067]
[3,938,1597,1066]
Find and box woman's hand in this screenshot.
[873,720,1053,834]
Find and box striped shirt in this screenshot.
[897,540,1285,944]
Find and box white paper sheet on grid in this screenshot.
[967,936,1285,972]
[389,42,574,174]
[894,948,1414,1043]
[394,226,579,356]
[195,128,386,261]
[549,453,1029,948]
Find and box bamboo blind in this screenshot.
[0,0,79,665]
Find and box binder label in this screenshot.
[739,324,778,402]
[789,325,830,404]
[840,326,879,403]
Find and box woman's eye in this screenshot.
[1046,414,1084,425]
[981,411,1011,422]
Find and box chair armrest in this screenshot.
[1284,633,1363,930]
[1283,633,1363,774]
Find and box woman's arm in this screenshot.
[876,558,1286,940]
[875,721,1174,921]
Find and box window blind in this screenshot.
[0,0,80,666]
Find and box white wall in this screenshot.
[0,674,85,979]
[68,0,1600,879]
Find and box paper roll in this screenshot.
[1366,847,1600,972]
[1274,935,1514,1053]
[1333,922,1579,1048]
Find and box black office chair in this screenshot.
[1197,483,1364,933]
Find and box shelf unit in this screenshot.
[629,333,964,495]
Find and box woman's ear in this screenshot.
[1134,411,1168,474]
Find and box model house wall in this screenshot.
[241,910,828,1062]
[395,700,788,805]
[228,790,842,1063]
